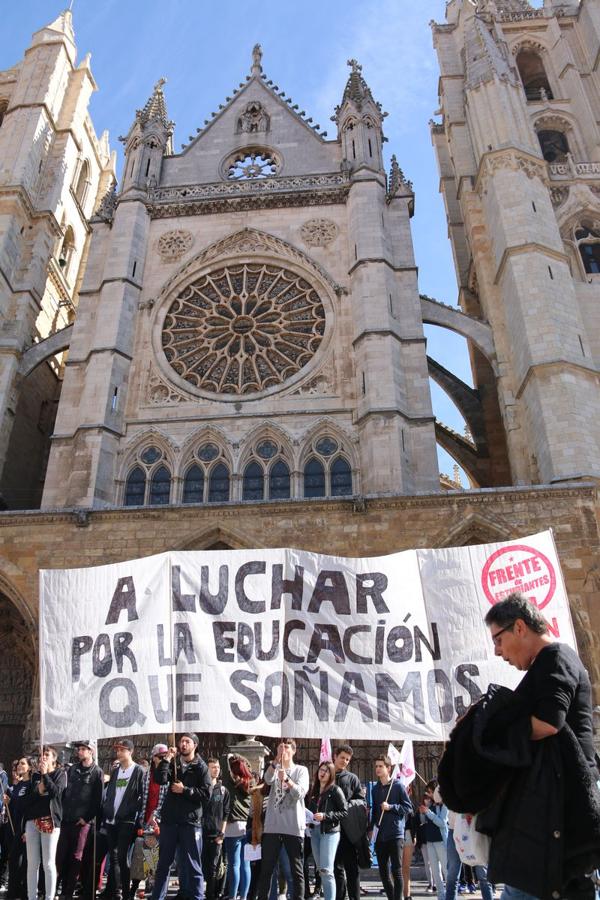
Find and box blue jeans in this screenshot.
[310,830,340,900]
[152,823,203,900]
[224,834,251,900]
[446,829,493,900]
[501,887,540,900]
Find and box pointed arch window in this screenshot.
[243,461,264,501]
[58,226,76,277]
[182,464,204,504]
[516,48,553,101]
[270,460,290,500]
[331,457,352,496]
[302,434,354,498]
[575,225,600,275]
[209,463,230,503]
[124,466,146,506]
[304,458,325,498]
[74,159,91,208]
[149,465,171,505]
[537,129,569,163]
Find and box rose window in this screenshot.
[227,151,277,180]
[161,262,326,395]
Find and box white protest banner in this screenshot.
[39,530,576,743]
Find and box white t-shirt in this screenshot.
[110,764,135,822]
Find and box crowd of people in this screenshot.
[0,592,598,900]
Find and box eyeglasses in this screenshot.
[490,623,514,646]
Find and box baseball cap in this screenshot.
[151,743,168,757]
[114,739,134,751]
[73,739,94,749]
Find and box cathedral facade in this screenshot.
[0,3,599,765]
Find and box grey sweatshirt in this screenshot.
[263,762,309,837]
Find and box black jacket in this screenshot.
[102,764,144,826]
[154,754,211,826]
[62,762,104,824]
[308,784,348,834]
[25,769,67,827]
[438,684,600,900]
[202,781,231,836]
[335,770,364,802]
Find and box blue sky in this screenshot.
[4,1,480,481]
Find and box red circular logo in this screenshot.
[481,544,556,610]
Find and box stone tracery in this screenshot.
[161,261,326,395]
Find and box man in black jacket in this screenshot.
[102,739,144,900]
[151,732,211,900]
[484,592,599,900]
[333,745,366,900]
[56,740,103,899]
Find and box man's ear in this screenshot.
[514,618,526,636]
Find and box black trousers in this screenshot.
[6,831,27,899]
[334,833,360,900]
[375,839,404,900]
[105,821,136,899]
[81,824,108,899]
[257,833,304,900]
[201,833,222,900]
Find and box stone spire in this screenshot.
[30,9,76,59]
[340,59,375,109]
[136,77,173,130]
[464,13,518,87]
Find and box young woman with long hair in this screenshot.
[23,746,66,900]
[223,754,254,900]
[307,762,347,900]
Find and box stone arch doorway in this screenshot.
[0,589,35,765]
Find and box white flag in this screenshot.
[387,742,402,780]
[398,740,416,787]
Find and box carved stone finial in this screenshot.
[155,77,167,91]
[251,43,263,74]
[347,58,362,74]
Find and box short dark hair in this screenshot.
[280,738,296,752]
[375,755,392,771]
[484,592,548,635]
[207,757,219,765]
[333,744,353,758]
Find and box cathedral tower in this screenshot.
[431,0,600,486]
[0,11,114,507]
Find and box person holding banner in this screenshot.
[257,738,309,900]
[368,756,412,900]
[150,733,211,900]
[56,739,103,900]
[23,745,67,900]
[307,761,347,900]
[101,739,144,900]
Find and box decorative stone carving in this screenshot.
[237,101,270,134]
[147,172,349,220]
[300,218,338,247]
[478,150,547,194]
[551,186,569,208]
[290,373,334,396]
[158,228,344,297]
[157,229,194,262]
[161,262,326,395]
[146,368,188,405]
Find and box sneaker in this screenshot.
[458,887,466,895]
[467,886,476,894]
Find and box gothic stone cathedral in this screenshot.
[0,2,599,765]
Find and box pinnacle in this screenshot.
[341,58,375,106]
[136,78,173,130]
